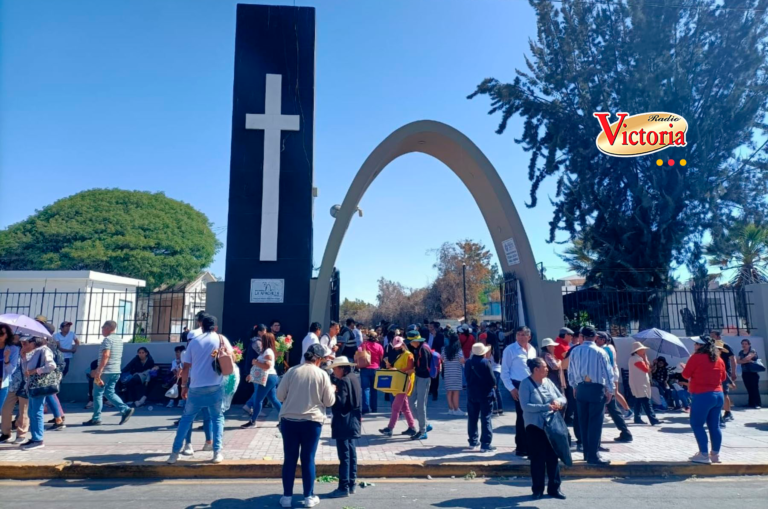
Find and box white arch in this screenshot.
[311,120,563,339]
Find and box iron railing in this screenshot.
[0,287,207,343]
[499,275,520,339]
[329,268,340,324]
[562,286,754,336]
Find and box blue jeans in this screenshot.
[360,369,378,413]
[468,395,494,447]
[246,375,281,423]
[673,389,691,409]
[27,395,45,442]
[281,419,322,498]
[690,391,724,454]
[92,372,130,421]
[45,393,63,418]
[185,407,212,443]
[173,385,224,453]
[0,386,8,416]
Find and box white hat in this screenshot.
[540,337,557,348]
[631,341,650,354]
[471,342,491,357]
[328,356,355,369]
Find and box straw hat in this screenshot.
[540,337,557,349]
[328,356,356,369]
[471,342,491,357]
[630,341,650,354]
[715,339,726,350]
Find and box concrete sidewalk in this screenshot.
[1,389,767,478]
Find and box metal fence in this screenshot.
[329,268,340,324]
[0,287,207,343]
[499,275,520,335]
[562,286,754,336]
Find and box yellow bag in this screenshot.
[374,369,409,395]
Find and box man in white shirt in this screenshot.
[301,322,323,357]
[186,311,207,342]
[319,321,340,359]
[53,321,79,377]
[501,326,538,457]
[169,315,229,465]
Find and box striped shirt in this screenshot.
[567,340,615,393]
[100,335,124,374]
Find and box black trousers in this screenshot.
[512,380,528,454]
[467,396,493,447]
[605,394,631,435]
[576,383,606,462]
[126,375,146,403]
[336,439,358,491]
[429,375,440,400]
[565,384,581,443]
[743,372,762,408]
[633,397,657,423]
[526,424,561,494]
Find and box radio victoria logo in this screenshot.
[593,112,688,157]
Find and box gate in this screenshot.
[329,268,340,323]
[499,274,520,339]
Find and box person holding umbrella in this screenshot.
[628,342,661,426]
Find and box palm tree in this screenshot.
[560,238,598,277]
[707,222,768,287]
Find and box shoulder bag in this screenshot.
[530,377,573,466]
[212,334,235,376]
[28,349,62,398]
[355,343,371,369]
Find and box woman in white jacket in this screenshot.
[628,342,661,426]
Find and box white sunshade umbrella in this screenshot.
[633,328,689,359]
[0,313,53,339]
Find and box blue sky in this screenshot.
[0,0,575,303]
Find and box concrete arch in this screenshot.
[311,120,563,340]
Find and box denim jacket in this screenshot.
[1,345,20,389]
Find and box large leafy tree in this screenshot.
[431,240,499,319]
[0,189,221,289]
[470,0,768,291]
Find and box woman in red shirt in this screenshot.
[681,336,727,465]
[358,330,384,415]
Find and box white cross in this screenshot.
[245,74,300,262]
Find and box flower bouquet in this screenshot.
[275,334,293,375]
[232,343,244,363]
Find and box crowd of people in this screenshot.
[0,312,764,507]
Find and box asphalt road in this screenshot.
[1,476,765,509]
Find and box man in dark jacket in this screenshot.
[466,342,497,451]
[426,322,445,401]
[328,356,362,499]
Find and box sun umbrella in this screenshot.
[0,313,53,338]
[633,328,689,359]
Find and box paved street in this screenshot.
[1,476,766,509]
[1,390,767,466]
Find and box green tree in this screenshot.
[0,189,221,289]
[432,240,497,319]
[707,221,768,287]
[339,297,376,326]
[561,237,598,277]
[470,0,768,291]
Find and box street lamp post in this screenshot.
[462,262,467,322]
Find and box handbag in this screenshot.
[531,377,573,466]
[28,348,62,398]
[250,365,268,386]
[355,344,371,369]
[9,365,23,394]
[752,359,766,373]
[212,334,235,376]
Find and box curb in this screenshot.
[1,460,767,480]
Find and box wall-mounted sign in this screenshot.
[250,279,285,303]
[502,237,521,267]
[593,111,688,157]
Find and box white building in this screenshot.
[0,270,146,343]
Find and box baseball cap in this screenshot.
[559,327,574,336]
[60,321,73,328]
[306,343,326,359]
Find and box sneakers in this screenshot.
[202,442,213,452]
[410,431,428,441]
[13,436,27,444]
[327,488,349,498]
[119,408,135,425]
[166,400,176,409]
[710,452,722,464]
[0,434,11,443]
[378,427,393,437]
[82,419,102,426]
[624,409,634,419]
[135,396,147,408]
[481,445,497,452]
[690,452,712,464]
[723,412,734,422]
[303,495,319,508]
[181,443,195,456]
[20,440,44,451]
[614,433,633,443]
[279,496,292,508]
[719,420,727,429]
[240,421,256,429]
[448,409,456,415]
[167,452,180,464]
[85,401,94,409]
[50,421,67,431]
[211,452,224,463]
[426,424,433,432]
[400,427,417,437]
[242,405,253,416]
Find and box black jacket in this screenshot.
[122,355,156,375]
[331,372,362,440]
[430,332,445,355]
[466,356,497,401]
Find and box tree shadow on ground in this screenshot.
[744,422,768,431]
[432,494,536,508]
[40,479,161,491]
